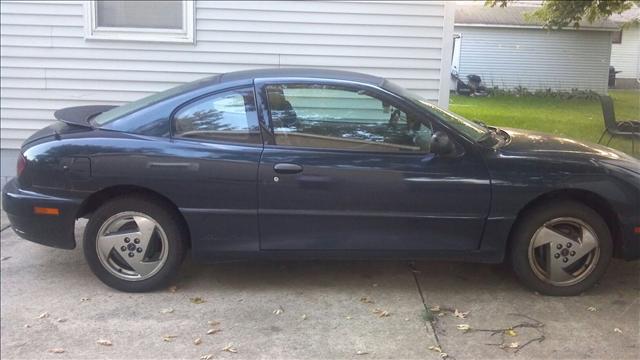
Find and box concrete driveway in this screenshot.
[1,215,638,359]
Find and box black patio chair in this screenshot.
[597,95,639,154]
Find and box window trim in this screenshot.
[259,80,436,155]
[84,0,195,43]
[170,86,262,146]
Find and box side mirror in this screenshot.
[430,131,455,156]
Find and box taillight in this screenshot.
[16,153,26,177]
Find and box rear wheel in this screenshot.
[510,201,612,296]
[83,196,186,292]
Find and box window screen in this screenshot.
[96,0,183,29]
[612,30,622,44]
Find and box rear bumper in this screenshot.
[2,178,80,249]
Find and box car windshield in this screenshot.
[383,80,490,142]
[91,77,218,126]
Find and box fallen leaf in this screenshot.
[505,342,519,349]
[453,309,470,319]
[193,337,202,345]
[360,297,374,304]
[1,256,11,261]
[200,354,214,360]
[37,312,49,319]
[160,308,174,314]
[273,306,284,315]
[373,308,390,317]
[404,318,409,321]
[168,285,178,293]
[208,320,221,327]
[207,329,222,335]
[96,339,112,346]
[301,314,307,320]
[614,328,623,334]
[456,324,471,332]
[346,316,352,320]
[56,318,67,323]
[162,335,177,342]
[428,345,448,358]
[190,297,205,304]
[587,306,597,312]
[505,329,517,337]
[80,297,90,302]
[355,350,369,355]
[429,305,441,312]
[222,343,237,353]
[48,348,65,354]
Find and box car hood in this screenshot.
[499,127,638,162]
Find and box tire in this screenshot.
[510,200,613,296]
[83,196,186,292]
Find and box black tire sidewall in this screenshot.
[83,196,185,292]
[510,201,613,296]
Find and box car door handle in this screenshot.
[274,163,303,174]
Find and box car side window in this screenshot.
[173,88,260,144]
[265,84,433,152]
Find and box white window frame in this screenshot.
[84,0,194,43]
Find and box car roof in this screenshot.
[218,67,385,86]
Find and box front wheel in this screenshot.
[83,196,186,292]
[510,201,613,296]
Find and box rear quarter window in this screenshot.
[172,88,261,145]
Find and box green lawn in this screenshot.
[449,90,640,157]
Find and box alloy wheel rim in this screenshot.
[528,217,600,287]
[96,211,169,281]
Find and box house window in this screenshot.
[84,0,194,43]
[612,30,622,44]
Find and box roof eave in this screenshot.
[454,23,619,31]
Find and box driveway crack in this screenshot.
[409,262,447,357]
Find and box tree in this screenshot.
[485,0,639,29]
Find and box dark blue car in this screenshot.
[3,68,639,295]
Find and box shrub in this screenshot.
[486,86,599,100]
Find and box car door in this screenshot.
[166,86,263,254]
[255,79,491,251]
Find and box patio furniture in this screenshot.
[597,95,639,154]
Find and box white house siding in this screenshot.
[610,23,640,84]
[453,26,612,93]
[0,0,453,164]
